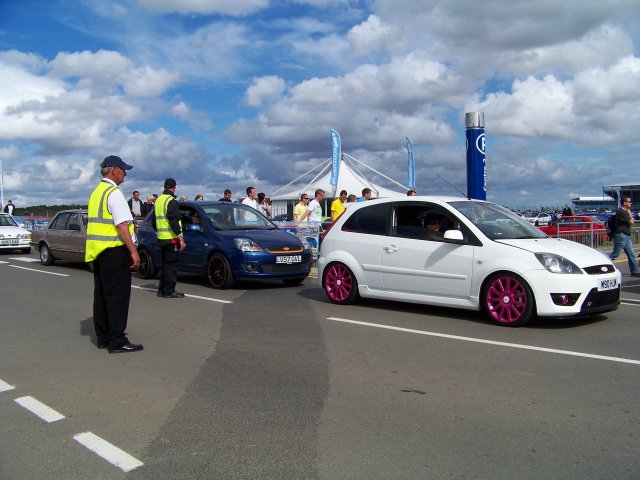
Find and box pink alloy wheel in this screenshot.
[325,263,354,303]
[485,275,528,324]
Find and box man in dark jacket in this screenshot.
[609,196,639,276]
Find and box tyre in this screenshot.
[39,244,54,265]
[21,247,31,254]
[482,272,534,327]
[282,277,305,286]
[137,248,155,279]
[323,262,359,305]
[208,253,234,289]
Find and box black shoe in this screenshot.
[97,342,109,350]
[163,292,185,298]
[108,343,144,353]
[157,291,163,297]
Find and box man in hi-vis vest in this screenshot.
[154,178,186,298]
[86,155,142,353]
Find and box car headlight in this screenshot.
[535,253,582,274]
[234,238,263,252]
[18,233,31,240]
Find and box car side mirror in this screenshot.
[443,229,464,242]
[68,222,81,231]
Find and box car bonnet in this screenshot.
[494,237,613,267]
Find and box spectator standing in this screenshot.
[561,204,573,216]
[331,190,347,221]
[127,190,147,217]
[300,189,325,222]
[178,194,188,201]
[407,189,417,196]
[85,155,142,353]
[610,196,640,277]
[219,189,233,202]
[194,194,204,201]
[294,193,309,221]
[358,188,372,202]
[155,178,187,298]
[257,192,272,219]
[3,200,15,214]
[347,194,357,203]
[241,186,258,209]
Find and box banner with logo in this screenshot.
[330,129,341,192]
[406,137,415,190]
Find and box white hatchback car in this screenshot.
[0,213,32,254]
[318,197,620,326]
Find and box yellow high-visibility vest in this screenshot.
[85,181,133,262]
[155,193,180,240]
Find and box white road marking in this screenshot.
[326,317,640,366]
[14,396,66,422]
[0,260,8,264]
[9,257,41,263]
[8,265,69,276]
[0,378,16,392]
[131,285,233,303]
[73,432,144,472]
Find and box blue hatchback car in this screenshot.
[137,201,312,288]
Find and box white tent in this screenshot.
[270,153,406,219]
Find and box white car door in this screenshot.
[380,204,474,299]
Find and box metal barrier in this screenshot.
[549,223,639,252]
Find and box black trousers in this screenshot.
[93,246,131,348]
[158,243,179,295]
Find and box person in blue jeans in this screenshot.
[609,196,639,276]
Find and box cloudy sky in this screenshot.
[1,0,639,210]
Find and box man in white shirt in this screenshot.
[241,186,258,210]
[128,190,143,217]
[300,189,325,222]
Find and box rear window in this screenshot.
[342,204,389,235]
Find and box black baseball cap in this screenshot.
[101,155,133,170]
[164,178,177,188]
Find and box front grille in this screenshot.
[261,262,310,273]
[265,246,304,254]
[580,287,620,313]
[583,264,616,275]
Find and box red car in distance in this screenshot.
[538,215,607,247]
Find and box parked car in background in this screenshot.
[0,213,31,253]
[318,197,620,327]
[136,201,313,288]
[538,215,607,247]
[524,211,556,226]
[30,209,89,267]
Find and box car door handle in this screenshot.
[383,245,398,253]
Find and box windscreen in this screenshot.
[449,201,547,240]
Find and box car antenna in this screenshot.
[437,175,469,199]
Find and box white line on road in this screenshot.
[9,265,69,276]
[73,432,144,472]
[14,396,66,422]
[326,317,640,366]
[131,285,233,303]
[0,378,16,392]
[9,257,41,263]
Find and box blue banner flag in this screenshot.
[465,112,486,200]
[330,129,341,188]
[406,137,415,190]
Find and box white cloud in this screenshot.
[139,0,268,16]
[244,76,286,107]
[348,15,396,57]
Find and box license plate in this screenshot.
[276,255,301,264]
[1,239,18,245]
[598,277,618,291]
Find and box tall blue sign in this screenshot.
[330,129,341,193]
[465,112,486,200]
[406,137,415,190]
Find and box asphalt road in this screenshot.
[1,251,639,480]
